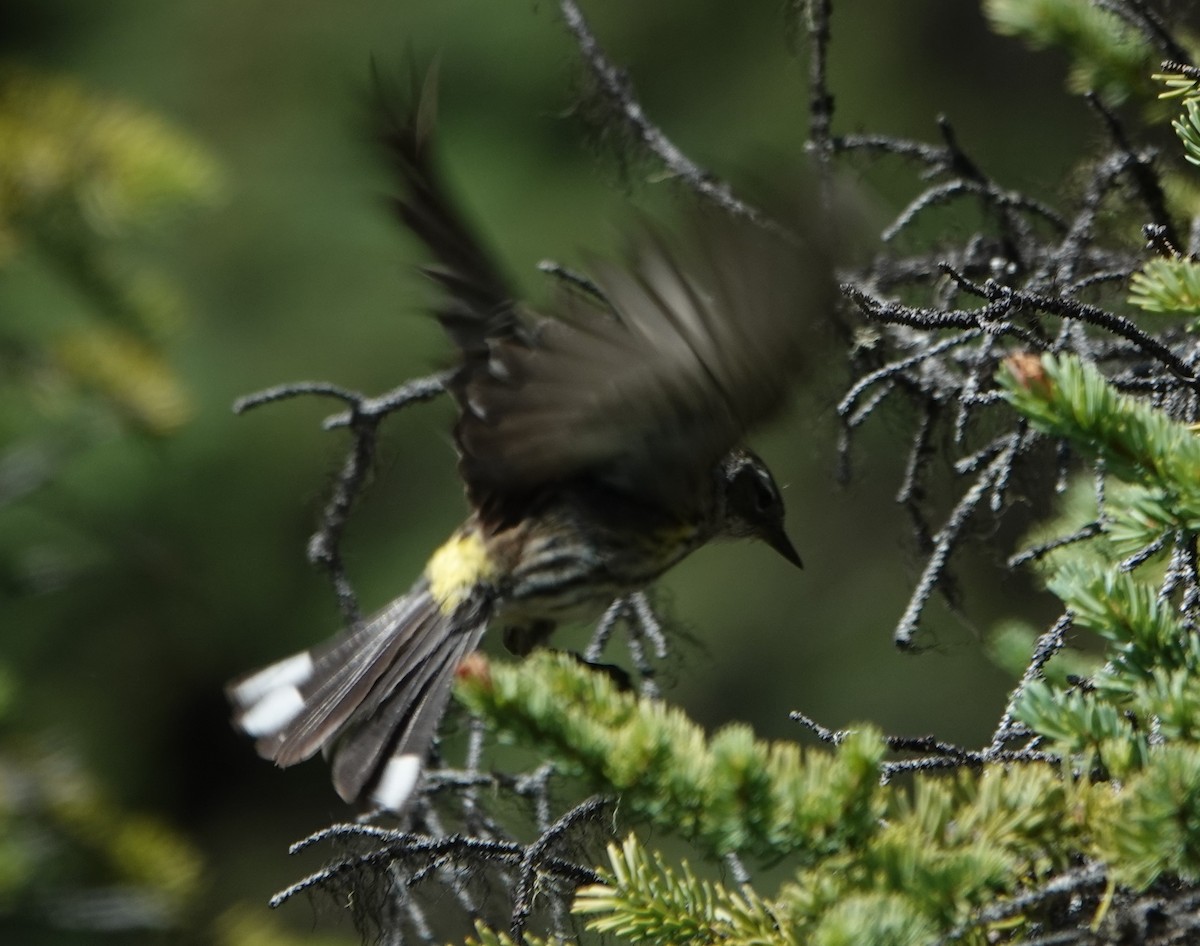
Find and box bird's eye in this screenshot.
[726,457,782,521]
[752,475,777,513]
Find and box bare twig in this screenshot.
[558,0,792,238]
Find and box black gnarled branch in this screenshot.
[558,0,794,239]
[235,372,448,623]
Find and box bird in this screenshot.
[227,70,834,813]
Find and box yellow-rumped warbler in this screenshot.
[228,74,833,812]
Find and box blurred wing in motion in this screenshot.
[380,68,835,515]
[376,66,529,365]
[455,216,834,512]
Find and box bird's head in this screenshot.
[717,449,802,568]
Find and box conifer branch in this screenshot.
[456,651,887,863]
[1128,257,1200,314]
[983,0,1157,103]
[234,372,448,622]
[1173,97,1200,166]
[573,835,779,946]
[999,353,1200,525]
[557,0,790,238]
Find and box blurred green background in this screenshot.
[1,0,1096,941]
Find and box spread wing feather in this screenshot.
[380,69,834,513]
[454,220,831,509]
[329,618,487,806]
[228,579,493,810]
[376,67,525,362]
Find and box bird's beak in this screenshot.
[764,525,803,569]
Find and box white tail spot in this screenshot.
[239,686,305,737]
[370,754,423,812]
[230,653,314,707]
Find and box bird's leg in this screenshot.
[502,620,556,657]
[502,620,632,690]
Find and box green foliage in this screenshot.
[1128,257,1200,315]
[574,835,778,946]
[454,345,1200,945]
[1173,98,1200,167]
[1048,561,1193,685]
[599,759,1060,944]
[1107,745,1200,888]
[987,619,1099,685]
[1156,68,1200,103]
[458,566,1197,942]
[997,353,1200,546]
[0,64,220,250]
[1157,68,1200,166]
[55,319,193,434]
[461,655,1121,944]
[1128,72,1200,316]
[0,65,218,938]
[982,0,1156,103]
[1136,667,1200,742]
[1001,350,1200,886]
[1016,680,1146,775]
[0,64,221,434]
[806,894,935,946]
[461,920,553,946]
[456,651,886,862]
[0,739,202,921]
[991,51,1200,908]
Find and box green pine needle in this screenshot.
[1129,257,1200,314]
[1155,69,1200,102]
[1173,98,1200,166]
[574,835,779,946]
[1016,680,1147,775]
[463,921,554,946]
[456,651,886,862]
[1108,745,1200,888]
[1047,562,1186,667]
[807,894,936,946]
[998,353,1200,530]
[983,0,1154,103]
[1138,668,1200,743]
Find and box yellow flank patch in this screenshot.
[655,522,699,550]
[639,522,699,565]
[425,530,499,615]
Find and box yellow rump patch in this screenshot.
[425,530,499,615]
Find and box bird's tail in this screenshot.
[227,579,489,811]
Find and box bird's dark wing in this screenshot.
[381,70,833,513]
[377,66,527,363]
[454,215,834,512]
